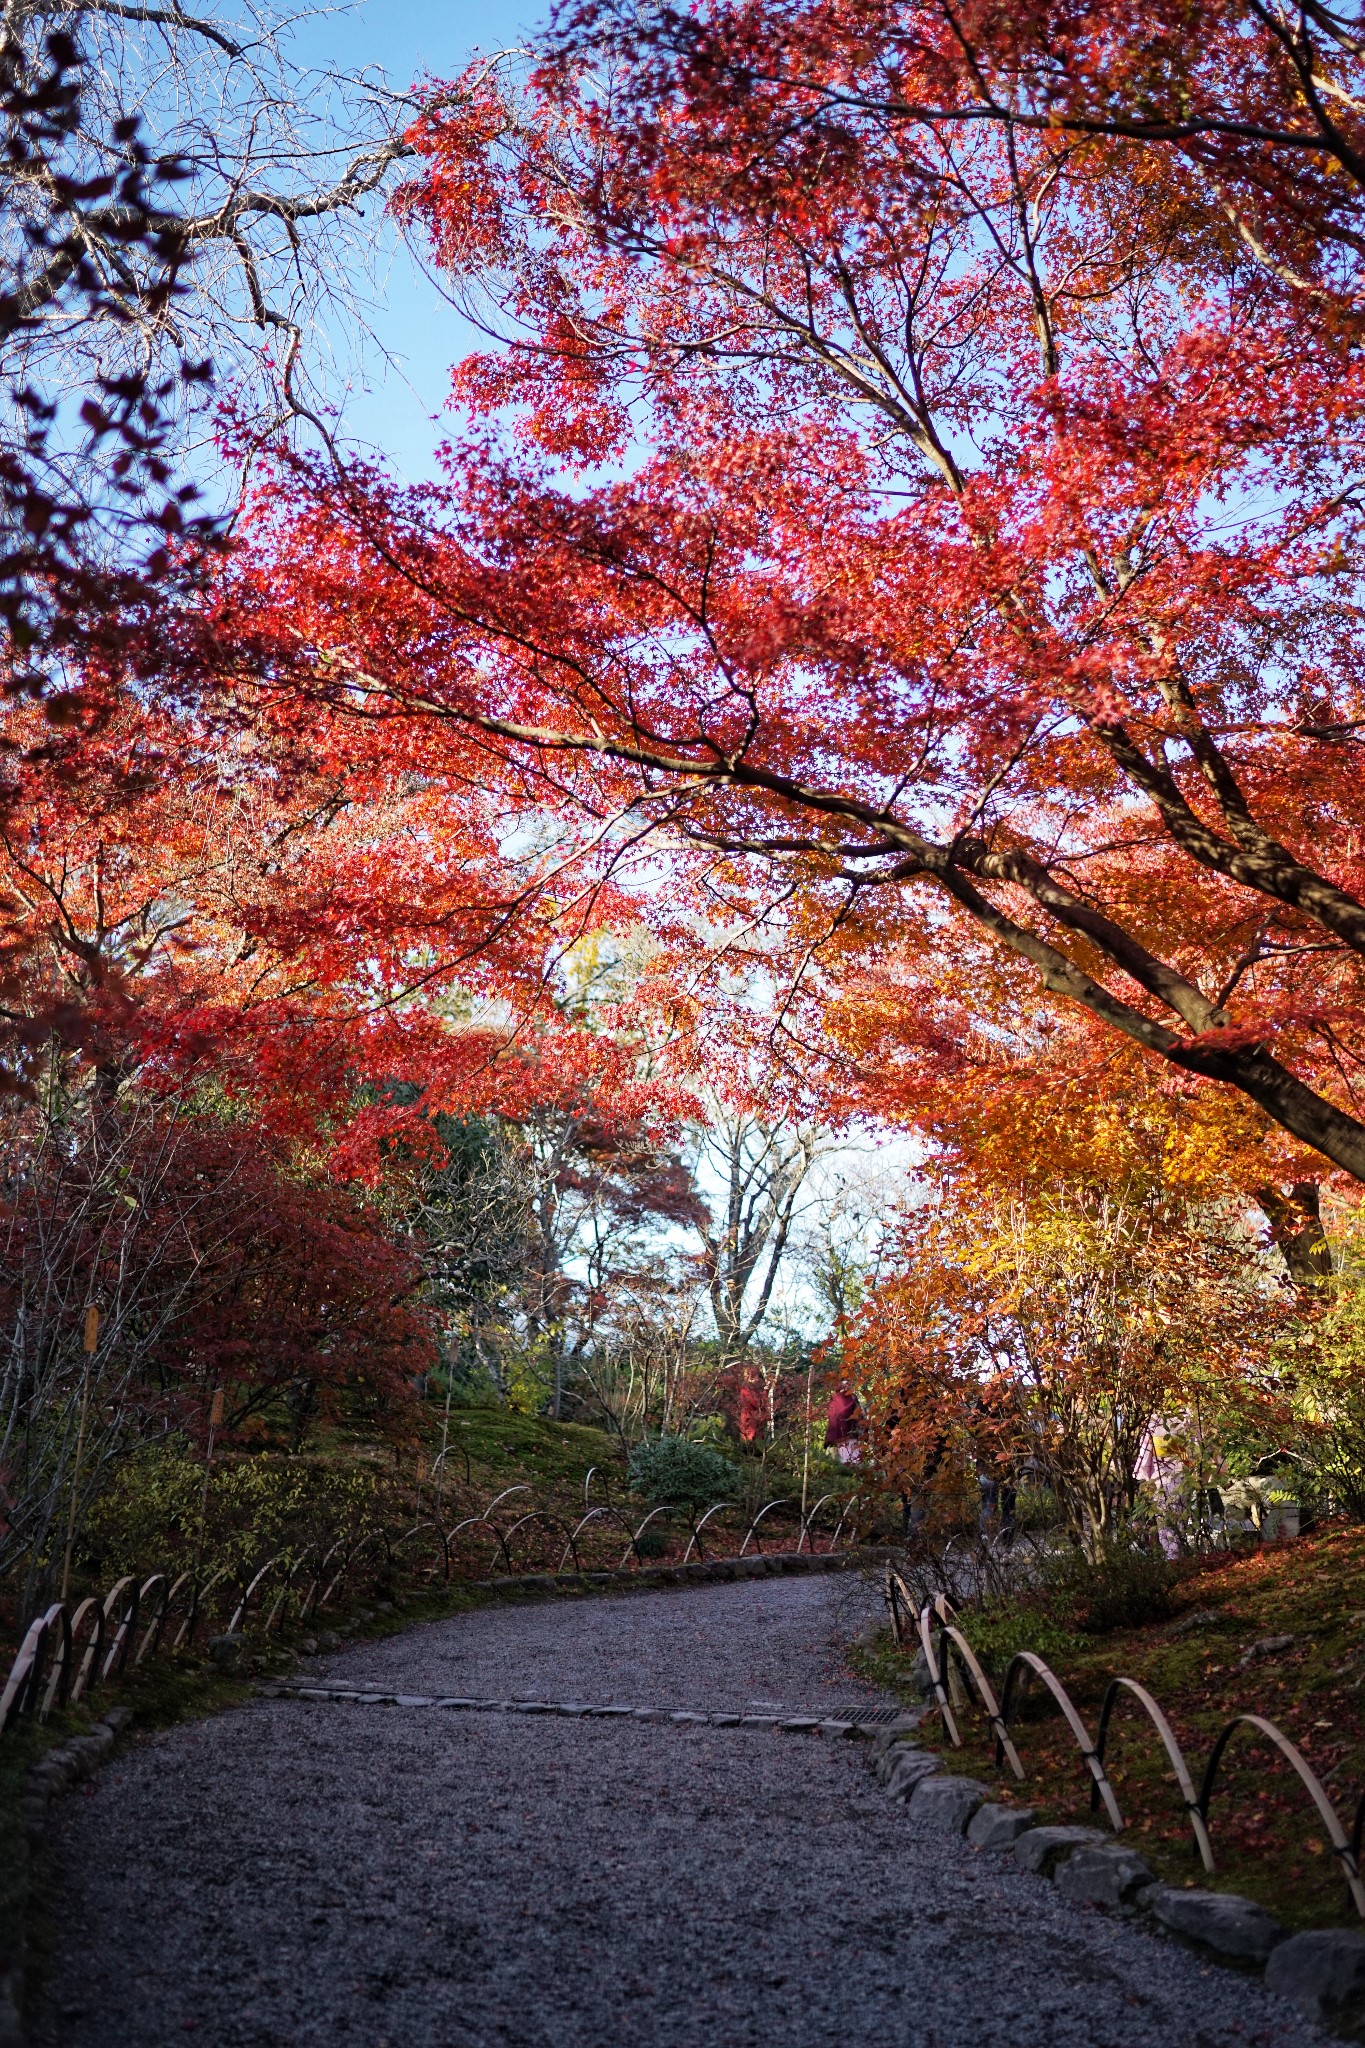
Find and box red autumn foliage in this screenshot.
[0,1097,435,1467]
[186,0,1365,1195]
[0,693,692,1170]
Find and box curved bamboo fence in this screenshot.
[888,1571,1365,1920]
[0,1481,868,1738]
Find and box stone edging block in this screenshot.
[860,1739,1365,2023]
[966,1803,1036,1849]
[1266,1929,1365,2031]
[1142,1885,1286,1967]
[1054,1842,1156,1908]
[1012,1824,1108,1875]
[885,1749,943,1799]
[906,1776,989,1833]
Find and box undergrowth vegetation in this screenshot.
[858,1528,1365,1931]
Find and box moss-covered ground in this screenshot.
[855,1525,1365,1931]
[427,1404,623,1501]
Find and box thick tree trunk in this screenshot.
[1258,1182,1334,1286]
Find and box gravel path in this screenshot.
[31,1577,1327,2048]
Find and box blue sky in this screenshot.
[291,0,540,482]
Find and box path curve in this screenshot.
[31,1576,1327,2047]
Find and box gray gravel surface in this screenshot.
[309,1570,890,1712]
[31,1577,1328,2048]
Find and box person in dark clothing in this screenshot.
[902,1430,948,1536]
[978,1469,1018,1543]
[973,1377,1018,1545]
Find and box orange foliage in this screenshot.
[847,1176,1302,1546]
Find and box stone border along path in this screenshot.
[25,1575,1335,2048]
[259,1682,913,1734]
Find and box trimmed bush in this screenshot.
[627,1437,741,1510]
[1046,1542,1178,1634]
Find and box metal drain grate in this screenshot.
[828,1705,907,1726]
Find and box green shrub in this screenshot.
[965,1601,1083,1674]
[81,1442,203,1575]
[81,1439,387,1582]
[627,1437,740,1510]
[685,1414,730,1449]
[1015,1484,1063,1532]
[1044,1541,1177,1634]
[631,1524,671,1559]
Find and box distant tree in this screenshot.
[853,1178,1296,1555]
[690,1093,819,1365]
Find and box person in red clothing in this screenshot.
[738,1377,766,1444]
[825,1383,863,1465]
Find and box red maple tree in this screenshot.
[200,2,1365,1192]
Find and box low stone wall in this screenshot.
[474,1546,888,1597]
